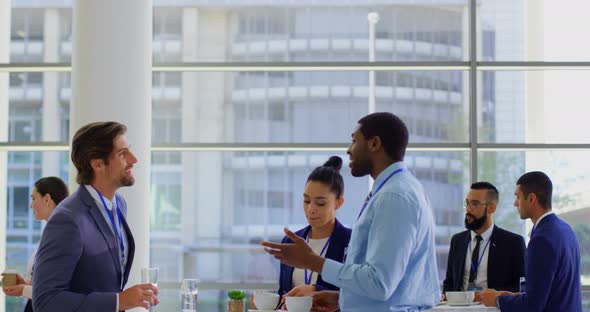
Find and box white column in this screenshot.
[71,0,152,293]
[42,8,61,177]
[0,0,10,311]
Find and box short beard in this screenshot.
[120,176,135,187]
[350,158,373,177]
[464,208,488,231]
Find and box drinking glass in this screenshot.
[141,267,159,311]
[181,278,200,312]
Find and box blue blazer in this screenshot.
[278,219,351,295]
[443,225,526,292]
[499,213,582,312]
[33,186,135,312]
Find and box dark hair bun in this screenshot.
[323,156,343,172]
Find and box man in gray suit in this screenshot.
[33,121,159,312]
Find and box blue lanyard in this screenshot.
[91,186,125,255]
[356,168,405,221]
[469,237,491,277]
[304,232,331,285]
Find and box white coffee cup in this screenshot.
[446,291,475,305]
[253,292,280,310]
[285,296,312,312]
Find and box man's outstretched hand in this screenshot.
[261,228,325,273]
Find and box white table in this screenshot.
[428,303,500,311]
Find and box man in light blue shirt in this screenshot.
[262,112,440,311]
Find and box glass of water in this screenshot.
[181,278,200,312]
[141,267,159,311]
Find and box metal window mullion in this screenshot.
[1,62,473,73]
[7,61,590,72]
[469,0,478,184]
[4,142,590,152]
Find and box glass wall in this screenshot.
[2,0,590,311]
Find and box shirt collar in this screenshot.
[470,224,494,242]
[534,210,554,227]
[371,161,406,194]
[84,184,115,211]
[528,210,554,236]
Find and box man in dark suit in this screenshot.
[33,122,159,312]
[477,172,583,311]
[443,182,525,294]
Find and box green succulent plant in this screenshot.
[227,290,246,300]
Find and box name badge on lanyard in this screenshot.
[91,186,126,288]
[304,233,331,285]
[356,168,404,221]
[467,238,491,291]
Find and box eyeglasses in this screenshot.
[463,200,490,209]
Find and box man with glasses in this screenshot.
[442,182,525,295]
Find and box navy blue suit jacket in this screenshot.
[499,213,582,312]
[443,225,526,293]
[33,186,135,312]
[278,219,351,294]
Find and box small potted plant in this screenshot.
[227,290,246,312]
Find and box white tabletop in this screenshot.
[428,303,500,311]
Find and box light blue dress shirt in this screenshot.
[85,185,130,312]
[322,161,440,311]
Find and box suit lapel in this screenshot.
[488,225,498,280]
[81,186,122,276]
[456,231,470,290]
[120,212,135,287]
[324,220,341,260]
[487,225,498,284]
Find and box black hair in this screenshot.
[34,176,69,205]
[306,156,344,198]
[470,181,499,203]
[517,171,553,209]
[357,112,409,161]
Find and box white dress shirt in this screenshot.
[21,248,37,299]
[85,185,130,312]
[528,210,555,237]
[292,237,330,287]
[462,224,494,290]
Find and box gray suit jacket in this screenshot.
[33,185,135,312]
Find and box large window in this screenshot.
[2,0,590,311]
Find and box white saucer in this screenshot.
[448,302,480,306]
